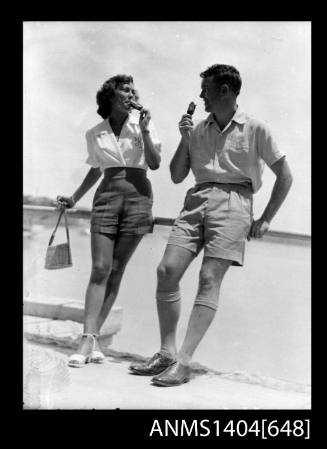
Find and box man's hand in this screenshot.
[179,113,194,139]
[247,218,270,241]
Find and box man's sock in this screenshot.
[159,349,176,360]
[176,351,191,366]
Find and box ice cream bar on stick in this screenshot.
[187,101,196,115]
[129,99,143,111]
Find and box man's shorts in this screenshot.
[90,168,154,235]
[167,182,253,266]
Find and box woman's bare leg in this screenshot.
[96,234,144,331]
[75,232,115,356]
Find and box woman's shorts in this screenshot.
[90,167,154,235]
[167,182,253,266]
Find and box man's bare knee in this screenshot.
[157,262,176,284]
[198,268,220,290]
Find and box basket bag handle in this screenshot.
[48,208,70,246]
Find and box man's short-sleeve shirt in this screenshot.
[189,108,285,193]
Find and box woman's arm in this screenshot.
[139,109,161,170]
[57,167,102,208]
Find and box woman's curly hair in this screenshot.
[96,74,134,119]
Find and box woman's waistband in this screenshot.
[103,167,147,180]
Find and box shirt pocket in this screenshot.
[228,134,249,153]
[225,134,250,168]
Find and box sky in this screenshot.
[23,21,311,234]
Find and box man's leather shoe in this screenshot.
[151,361,191,386]
[129,352,175,376]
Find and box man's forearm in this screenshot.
[169,137,191,183]
[261,173,293,223]
[72,167,102,204]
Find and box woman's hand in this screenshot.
[56,195,76,209]
[139,108,151,132]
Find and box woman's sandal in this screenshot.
[90,334,105,364]
[68,333,104,367]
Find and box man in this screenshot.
[129,64,293,386]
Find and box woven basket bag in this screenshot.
[44,208,72,270]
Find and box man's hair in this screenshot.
[200,64,242,96]
[96,74,134,119]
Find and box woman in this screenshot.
[57,74,161,367]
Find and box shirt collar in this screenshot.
[100,112,139,133]
[232,108,248,124]
[204,106,248,128]
[127,112,139,125]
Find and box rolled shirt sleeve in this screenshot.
[85,129,101,168]
[256,121,285,167]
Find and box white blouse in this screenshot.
[85,112,161,171]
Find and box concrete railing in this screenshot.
[23,204,311,245]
